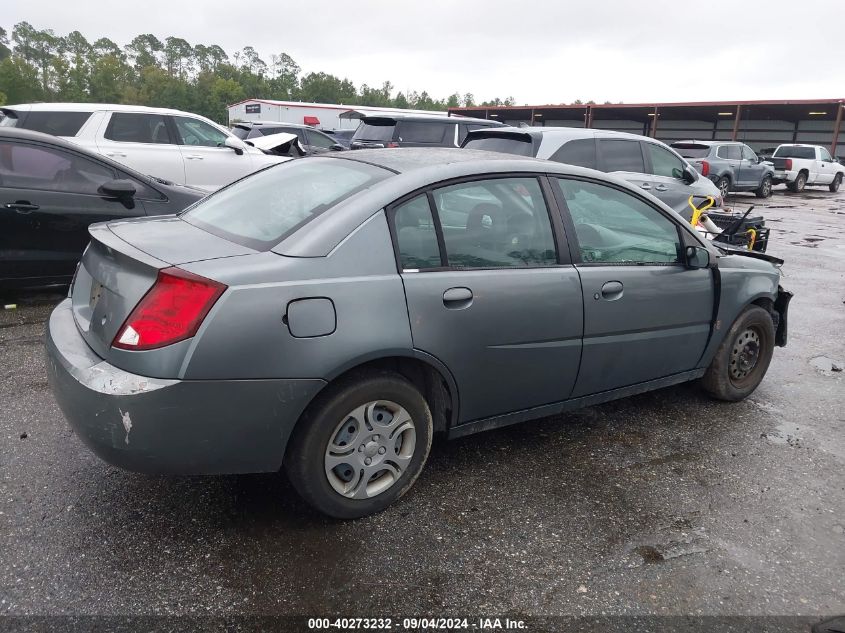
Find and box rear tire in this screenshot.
[285,372,433,519]
[755,175,772,198]
[788,171,807,192]
[701,306,775,402]
[716,176,731,198]
[830,173,842,193]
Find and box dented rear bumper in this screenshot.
[45,299,325,475]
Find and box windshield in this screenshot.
[462,136,534,157]
[183,158,391,250]
[671,143,710,159]
[773,146,815,159]
[353,122,395,142]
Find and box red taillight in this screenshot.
[386,141,399,148]
[784,158,792,170]
[700,160,710,177]
[112,267,226,351]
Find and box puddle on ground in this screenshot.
[809,356,844,376]
[763,420,804,448]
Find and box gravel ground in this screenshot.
[0,186,843,623]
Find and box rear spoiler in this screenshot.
[460,128,534,148]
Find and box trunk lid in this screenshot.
[72,216,255,359]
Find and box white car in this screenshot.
[769,144,844,193]
[0,103,289,191]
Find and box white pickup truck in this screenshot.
[769,144,844,193]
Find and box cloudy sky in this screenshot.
[4,0,843,105]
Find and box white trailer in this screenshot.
[227,99,449,131]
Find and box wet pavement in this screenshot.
[1,187,843,619]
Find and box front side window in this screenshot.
[393,196,442,270]
[819,148,833,162]
[306,130,337,149]
[183,158,391,250]
[549,138,597,169]
[0,141,115,195]
[105,113,172,144]
[598,139,645,173]
[741,145,758,161]
[645,143,686,178]
[431,177,557,268]
[173,117,229,147]
[555,178,681,265]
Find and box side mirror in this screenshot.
[224,136,246,155]
[685,245,712,269]
[99,179,136,199]
[756,156,765,163]
[682,166,697,184]
[330,144,344,151]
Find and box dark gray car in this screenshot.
[46,149,792,519]
[463,127,722,221]
[671,141,774,199]
[231,121,345,155]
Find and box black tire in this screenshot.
[701,305,775,402]
[788,171,807,192]
[716,176,731,199]
[830,173,842,193]
[755,175,773,198]
[284,372,433,519]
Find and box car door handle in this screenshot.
[443,287,473,309]
[599,281,624,301]
[640,183,652,190]
[184,154,204,160]
[4,201,39,213]
[105,151,127,158]
[654,184,668,192]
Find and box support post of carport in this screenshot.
[531,108,535,127]
[649,107,659,137]
[831,103,844,156]
[731,105,742,141]
[585,106,593,129]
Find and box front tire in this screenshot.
[755,176,773,198]
[788,172,807,192]
[285,372,433,519]
[830,173,842,193]
[701,306,775,402]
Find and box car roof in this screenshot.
[3,102,191,116]
[234,121,314,129]
[361,113,501,125]
[323,147,539,173]
[670,140,740,146]
[467,126,664,143]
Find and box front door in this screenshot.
[642,140,699,216]
[738,145,766,189]
[392,176,584,423]
[171,115,254,190]
[551,177,714,398]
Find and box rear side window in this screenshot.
[105,113,172,144]
[671,143,710,159]
[0,141,116,195]
[773,146,815,159]
[16,111,92,136]
[430,177,557,268]
[716,145,742,160]
[398,121,451,144]
[549,138,596,169]
[394,196,442,269]
[645,143,686,178]
[598,139,645,173]
[353,121,395,142]
[462,136,534,157]
[183,158,391,250]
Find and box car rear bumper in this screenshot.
[45,299,326,475]
[772,169,797,184]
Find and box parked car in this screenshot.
[462,127,722,220]
[46,148,791,519]
[0,103,287,192]
[351,113,504,150]
[758,147,777,161]
[230,121,345,154]
[0,127,205,290]
[769,144,844,192]
[670,141,774,199]
[323,128,357,149]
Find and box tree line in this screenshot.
[0,22,518,124]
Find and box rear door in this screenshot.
[0,139,147,285]
[172,115,255,190]
[392,175,584,423]
[596,137,651,192]
[551,176,713,397]
[96,112,185,184]
[716,144,742,188]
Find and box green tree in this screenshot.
[298,72,357,104]
[393,92,409,109]
[126,33,163,70]
[89,54,131,103]
[446,92,460,108]
[58,30,92,101]
[0,27,10,61]
[0,56,44,103]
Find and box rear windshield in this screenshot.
[183,158,391,250]
[398,121,452,144]
[353,122,396,142]
[16,111,92,136]
[462,136,534,157]
[773,146,815,159]
[671,143,710,159]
